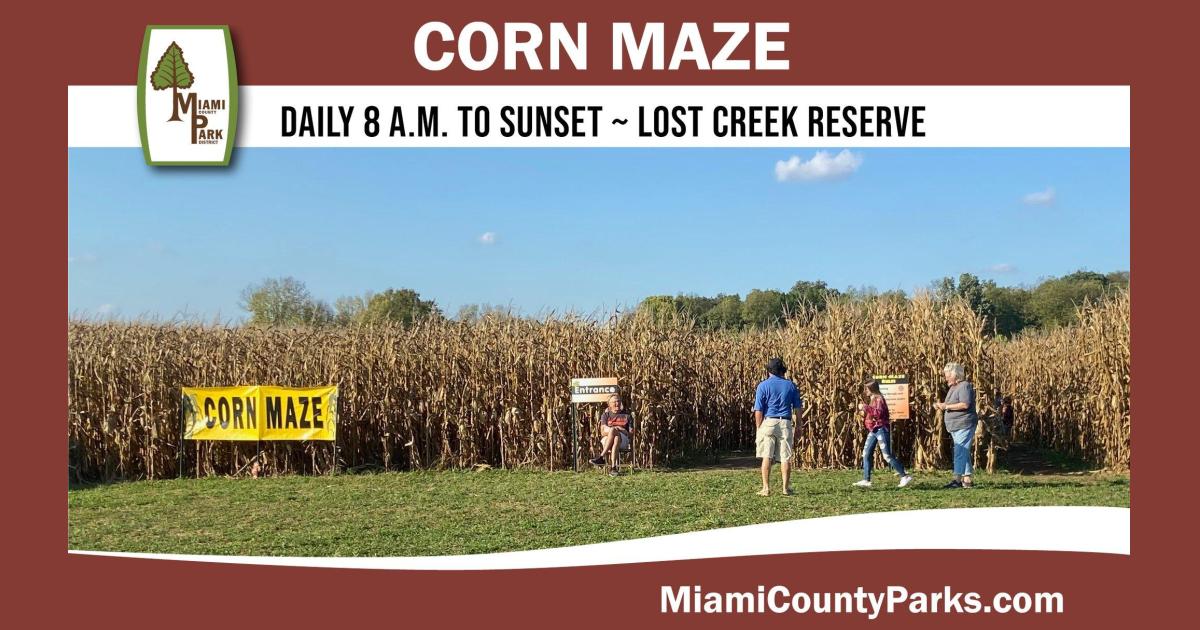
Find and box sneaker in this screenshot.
[898,475,913,488]
[852,480,872,488]
[589,456,605,466]
[608,468,620,477]
[943,479,963,489]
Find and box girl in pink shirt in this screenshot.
[854,380,913,488]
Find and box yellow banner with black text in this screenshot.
[181,386,338,441]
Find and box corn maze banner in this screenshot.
[181,386,338,441]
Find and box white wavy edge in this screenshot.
[70,506,1128,570]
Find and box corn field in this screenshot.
[67,294,1130,481]
[991,292,1130,470]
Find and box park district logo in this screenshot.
[137,25,238,165]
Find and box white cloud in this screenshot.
[96,304,116,315]
[68,253,98,265]
[988,263,1018,274]
[1022,187,1056,206]
[478,232,498,245]
[775,150,864,182]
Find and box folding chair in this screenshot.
[611,431,636,475]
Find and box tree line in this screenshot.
[640,271,1129,337]
[239,277,505,327]
[240,270,1128,338]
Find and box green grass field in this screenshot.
[68,463,1129,557]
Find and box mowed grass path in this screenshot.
[68,468,1129,557]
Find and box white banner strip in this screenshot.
[69,506,1129,570]
[69,85,1129,148]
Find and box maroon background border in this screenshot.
[17,0,1183,625]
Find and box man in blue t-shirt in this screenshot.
[753,357,804,496]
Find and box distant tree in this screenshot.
[1061,270,1111,285]
[843,285,882,301]
[1027,271,1114,328]
[983,284,1032,337]
[675,294,718,319]
[701,294,744,330]
[742,289,787,328]
[360,289,441,325]
[787,280,841,311]
[333,293,371,326]
[637,294,719,325]
[1106,271,1130,289]
[309,301,335,325]
[455,304,483,322]
[455,303,518,322]
[240,277,332,327]
[637,295,680,324]
[875,289,909,304]
[933,273,995,323]
[958,273,994,320]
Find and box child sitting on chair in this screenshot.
[590,394,633,476]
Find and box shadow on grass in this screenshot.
[68,478,108,492]
[658,449,761,472]
[68,444,1123,488]
[662,446,1108,476]
[994,442,1100,476]
[934,481,1090,491]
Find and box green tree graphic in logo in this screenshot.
[149,41,195,122]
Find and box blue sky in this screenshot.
[68,148,1129,320]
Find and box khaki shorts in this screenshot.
[603,427,630,450]
[756,418,793,462]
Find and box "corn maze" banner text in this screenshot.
[181,385,338,441]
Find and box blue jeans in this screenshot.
[862,427,906,480]
[950,425,977,476]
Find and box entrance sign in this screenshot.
[570,377,620,403]
[872,374,910,420]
